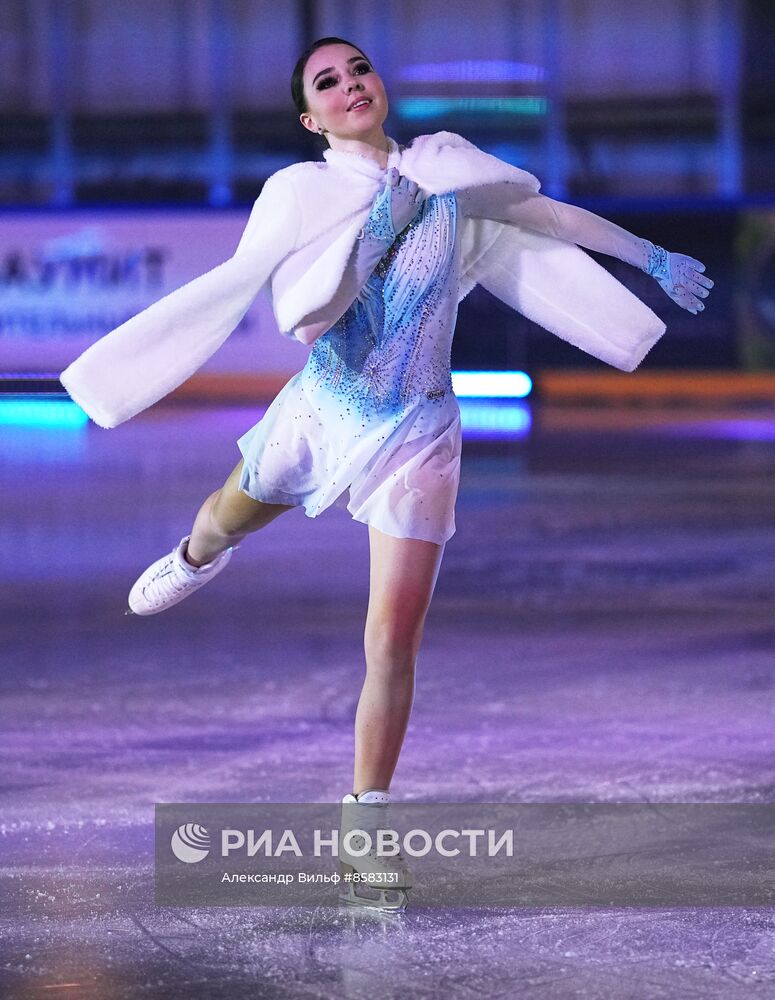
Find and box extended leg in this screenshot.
[186,458,295,565]
[127,458,294,615]
[353,525,446,796]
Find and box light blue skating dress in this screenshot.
[237,147,463,545]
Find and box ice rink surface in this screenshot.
[2,401,775,999]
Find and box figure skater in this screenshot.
[121,37,713,911]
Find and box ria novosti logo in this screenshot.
[170,824,211,863]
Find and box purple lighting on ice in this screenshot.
[657,418,775,441]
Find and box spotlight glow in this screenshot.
[459,400,532,437]
[0,397,88,428]
[397,97,547,119]
[452,370,532,399]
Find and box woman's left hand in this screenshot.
[646,245,714,315]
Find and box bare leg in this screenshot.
[352,525,446,796]
[186,459,295,566]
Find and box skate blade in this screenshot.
[339,895,407,915]
[339,886,408,914]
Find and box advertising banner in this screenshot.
[0,210,304,376]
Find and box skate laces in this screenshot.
[143,554,196,605]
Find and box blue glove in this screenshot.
[644,244,714,315]
[360,169,426,244]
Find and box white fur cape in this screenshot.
[60,130,665,429]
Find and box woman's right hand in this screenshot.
[386,167,426,235]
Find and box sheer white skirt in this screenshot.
[236,371,461,545]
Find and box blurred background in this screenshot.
[1,0,774,418]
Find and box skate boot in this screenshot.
[338,789,411,913]
[126,535,236,616]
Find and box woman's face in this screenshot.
[300,43,388,143]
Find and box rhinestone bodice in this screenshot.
[301,189,460,422]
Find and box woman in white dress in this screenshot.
[127,38,712,905]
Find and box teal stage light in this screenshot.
[0,397,88,428]
[458,400,532,437]
[397,97,547,119]
[452,370,533,398]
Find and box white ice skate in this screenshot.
[126,535,236,616]
[338,789,411,913]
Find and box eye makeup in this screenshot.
[315,61,371,90]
